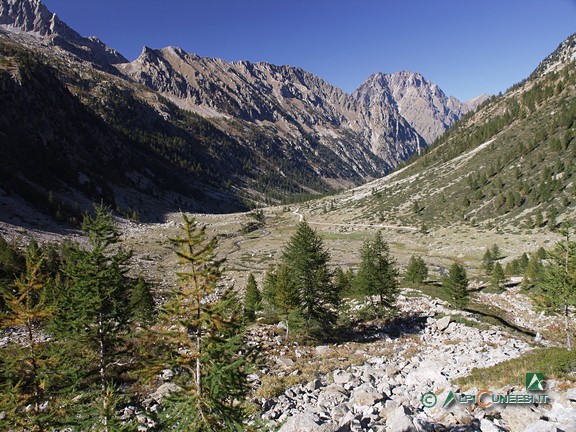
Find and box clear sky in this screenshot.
[43,0,576,101]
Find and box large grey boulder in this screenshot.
[278,413,320,432]
[350,383,384,407]
[385,405,414,432]
[436,316,451,332]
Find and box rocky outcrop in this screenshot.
[532,32,576,79]
[0,0,127,65]
[354,71,484,145]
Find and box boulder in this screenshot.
[278,413,320,432]
[147,382,181,404]
[480,418,505,432]
[500,405,543,431]
[316,345,333,356]
[333,370,354,385]
[385,405,414,432]
[276,357,295,368]
[351,383,384,407]
[305,378,323,391]
[547,402,576,431]
[436,316,451,332]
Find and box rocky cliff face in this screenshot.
[0,0,126,65]
[119,46,426,172]
[354,71,483,145]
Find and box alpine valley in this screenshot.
[1,1,576,432]
[0,0,488,224]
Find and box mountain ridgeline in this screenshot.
[0,0,483,224]
[352,32,576,229]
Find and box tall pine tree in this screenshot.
[536,226,576,350]
[404,255,428,285]
[0,244,55,431]
[488,262,506,293]
[130,276,156,326]
[443,262,469,309]
[355,231,399,317]
[243,273,261,321]
[279,221,339,337]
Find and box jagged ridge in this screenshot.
[0,0,126,65]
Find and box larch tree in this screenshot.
[243,273,261,322]
[150,215,253,431]
[489,262,506,292]
[130,276,156,326]
[0,244,54,431]
[482,248,495,275]
[333,267,353,299]
[51,206,134,431]
[443,262,469,309]
[404,255,428,285]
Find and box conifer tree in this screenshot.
[51,206,133,431]
[333,267,353,298]
[262,265,279,309]
[519,253,530,273]
[536,225,576,350]
[404,255,428,285]
[505,259,520,276]
[355,231,399,317]
[130,276,156,326]
[488,262,506,292]
[522,254,544,290]
[443,262,469,309]
[490,244,501,261]
[0,235,24,313]
[243,273,261,321]
[279,221,339,336]
[150,215,253,431]
[482,248,495,275]
[0,245,54,431]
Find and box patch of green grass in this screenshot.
[321,232,369,241]
[412,283,453,304]
[448,314,490,331]
[455,347,576,390]
[390,242,406,250]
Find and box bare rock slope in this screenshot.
[354,71,489,144]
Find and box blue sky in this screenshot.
[43,0,575,101]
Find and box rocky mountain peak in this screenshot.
[119,45,428,172]
[0,0,127,65]
[1,0,71,37]
[354,70,481,144]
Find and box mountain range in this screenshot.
[0,0,523,227]
[329,31,576,230]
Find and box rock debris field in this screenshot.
[255,293,576,432]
